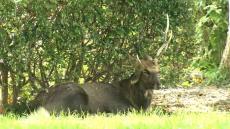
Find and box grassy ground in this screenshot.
[0,108,230,129]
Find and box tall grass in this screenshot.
[0,108,230,129]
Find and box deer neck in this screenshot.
[119,79,146,109]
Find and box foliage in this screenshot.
[193,1,228,75]
[204,67,230,85]
[195,0,227,62]
[175,0,229,87]
[185,0,229,87]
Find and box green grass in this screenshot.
[0,108,230,129]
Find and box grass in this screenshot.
[0,108,230,129]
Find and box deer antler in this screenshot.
[156,14,173,57]
[136,55,142,64]
[127,54,143,68]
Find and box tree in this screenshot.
[220,0,230,71]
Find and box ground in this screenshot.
[151,85,230,113]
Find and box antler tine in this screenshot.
[165,14,169,37]
[136,55,142,64]
[156,14,172,57]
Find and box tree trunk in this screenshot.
[220,35,230,70]
[11,73,19,106]
[0,61,9,106]
[219,0,230,70]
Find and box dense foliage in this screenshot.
[0,0,229,113]
[193,0,229,84]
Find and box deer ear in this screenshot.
[144,55,153,61]
[130,72,141,85]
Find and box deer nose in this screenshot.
[154,84,160,90]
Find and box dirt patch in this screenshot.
[151,86,230,113]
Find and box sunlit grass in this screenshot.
[0,108,230,129]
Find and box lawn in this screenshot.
[0,108,230,129]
